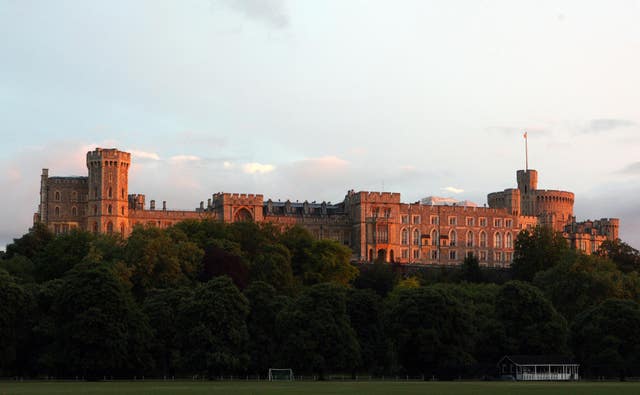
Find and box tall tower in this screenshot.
[86,148,131,236]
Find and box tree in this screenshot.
[511,226,572,281]
[5,223,53,261]
[175,276,249,376]
[353,262,399,297]
[534,254,627,320]
[277,283,360,378]
[279,225,315,278]
[346,289,386,375]
[50,264,153,377]
[249,243,295,294]
[124,227,203,296]
[495,281,568,355]
[0,269,32,376]
[462,254,483,283]
[142,287,193,376]
[244,281,291,375]
[304,240,359,286]
[596,239,640,274]
[200,239,249,289]
[573,299,640,379]
[384,285,474,377]
[34,230,95,282]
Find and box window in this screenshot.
[376,226,388,243]
[121,188,125,199]
[466,217,474,226]
[54,191,60,201]
[384,208,391,218]
[72,206,77,216]
[479,251,487,261]
[92,222,98,233]
[480,231,487,247]
[413,249,420,259]
[494,218,503,227]
[506,219,513,228]
[402,249,409,259]
[431,229,439,246]
[450,230,457,246]
[121,207,125,215]
[108,187,112,198]
[505,252,512,262]
[121,224,125,236]
[466,230,474,247]
[401,228,409,245]
[495,251,503,262]
[94,187,98,198]
[413,215,421,224]
[431,250,438,260]
[107,222,113,234]
[401,215,409,224]
[413,229,420,246]
[93,205,98,215]
[72,191,77,201]
[54,206,60,217]
[506,232,513,248]
[449,216,457,226]
[430,216,439,225]
[108,205,113,214]
[449,250,457,260]
[479,217,487,227]
[494,232,502,248]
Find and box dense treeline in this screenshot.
[1,222,640,379]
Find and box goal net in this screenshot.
[268,368,294,381]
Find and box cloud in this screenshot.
[223,161,234,169]
[582,119,636,134]
[485,126,550,136]
[169,155,201,164]
[218,0,289,28]
[129,149,160,161]
[620,162,640,175]
[243,162,275,174]
[442,186,464,194]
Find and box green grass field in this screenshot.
[1,381,640,395]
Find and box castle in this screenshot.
[34,148,619,267]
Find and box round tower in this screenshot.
[86,148,131,236]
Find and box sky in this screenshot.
[1,0,639,250]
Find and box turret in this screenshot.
[86,148,131,235]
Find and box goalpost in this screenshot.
[268,368,294,381]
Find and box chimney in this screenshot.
[162,201,167,211]
[150,200,155,210]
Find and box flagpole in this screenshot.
[524,131,528,171]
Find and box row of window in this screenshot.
[53,204,126,217]
[400,228,515,248]
[53,186,126,201]
[429,216,514,228]
[400,250,513,262]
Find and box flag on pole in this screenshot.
[524,131,527,138]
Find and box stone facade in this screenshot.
[35,148,619,267]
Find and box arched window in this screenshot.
[506,232,513,248]
[120,223,125,236]
[54,206,60,217]
[54,191,61,201]
[107,221,113,234]
[480,231,487,247]
[494,232,502,248]
[72,191,77,201]
[431,229,439,246]
[401,228,409,245]
[450,230,457,246]
[467,230,474,247]
[72,206,77,216]
[92,222,98,233]
[234,208,253,222]
[413,229,420,246]
[93,205,97,215]
[108,204,112,214]
[108,187,112,198]
[121,188,125,199]
[121,207,125,215]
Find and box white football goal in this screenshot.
[268,368,294,381]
